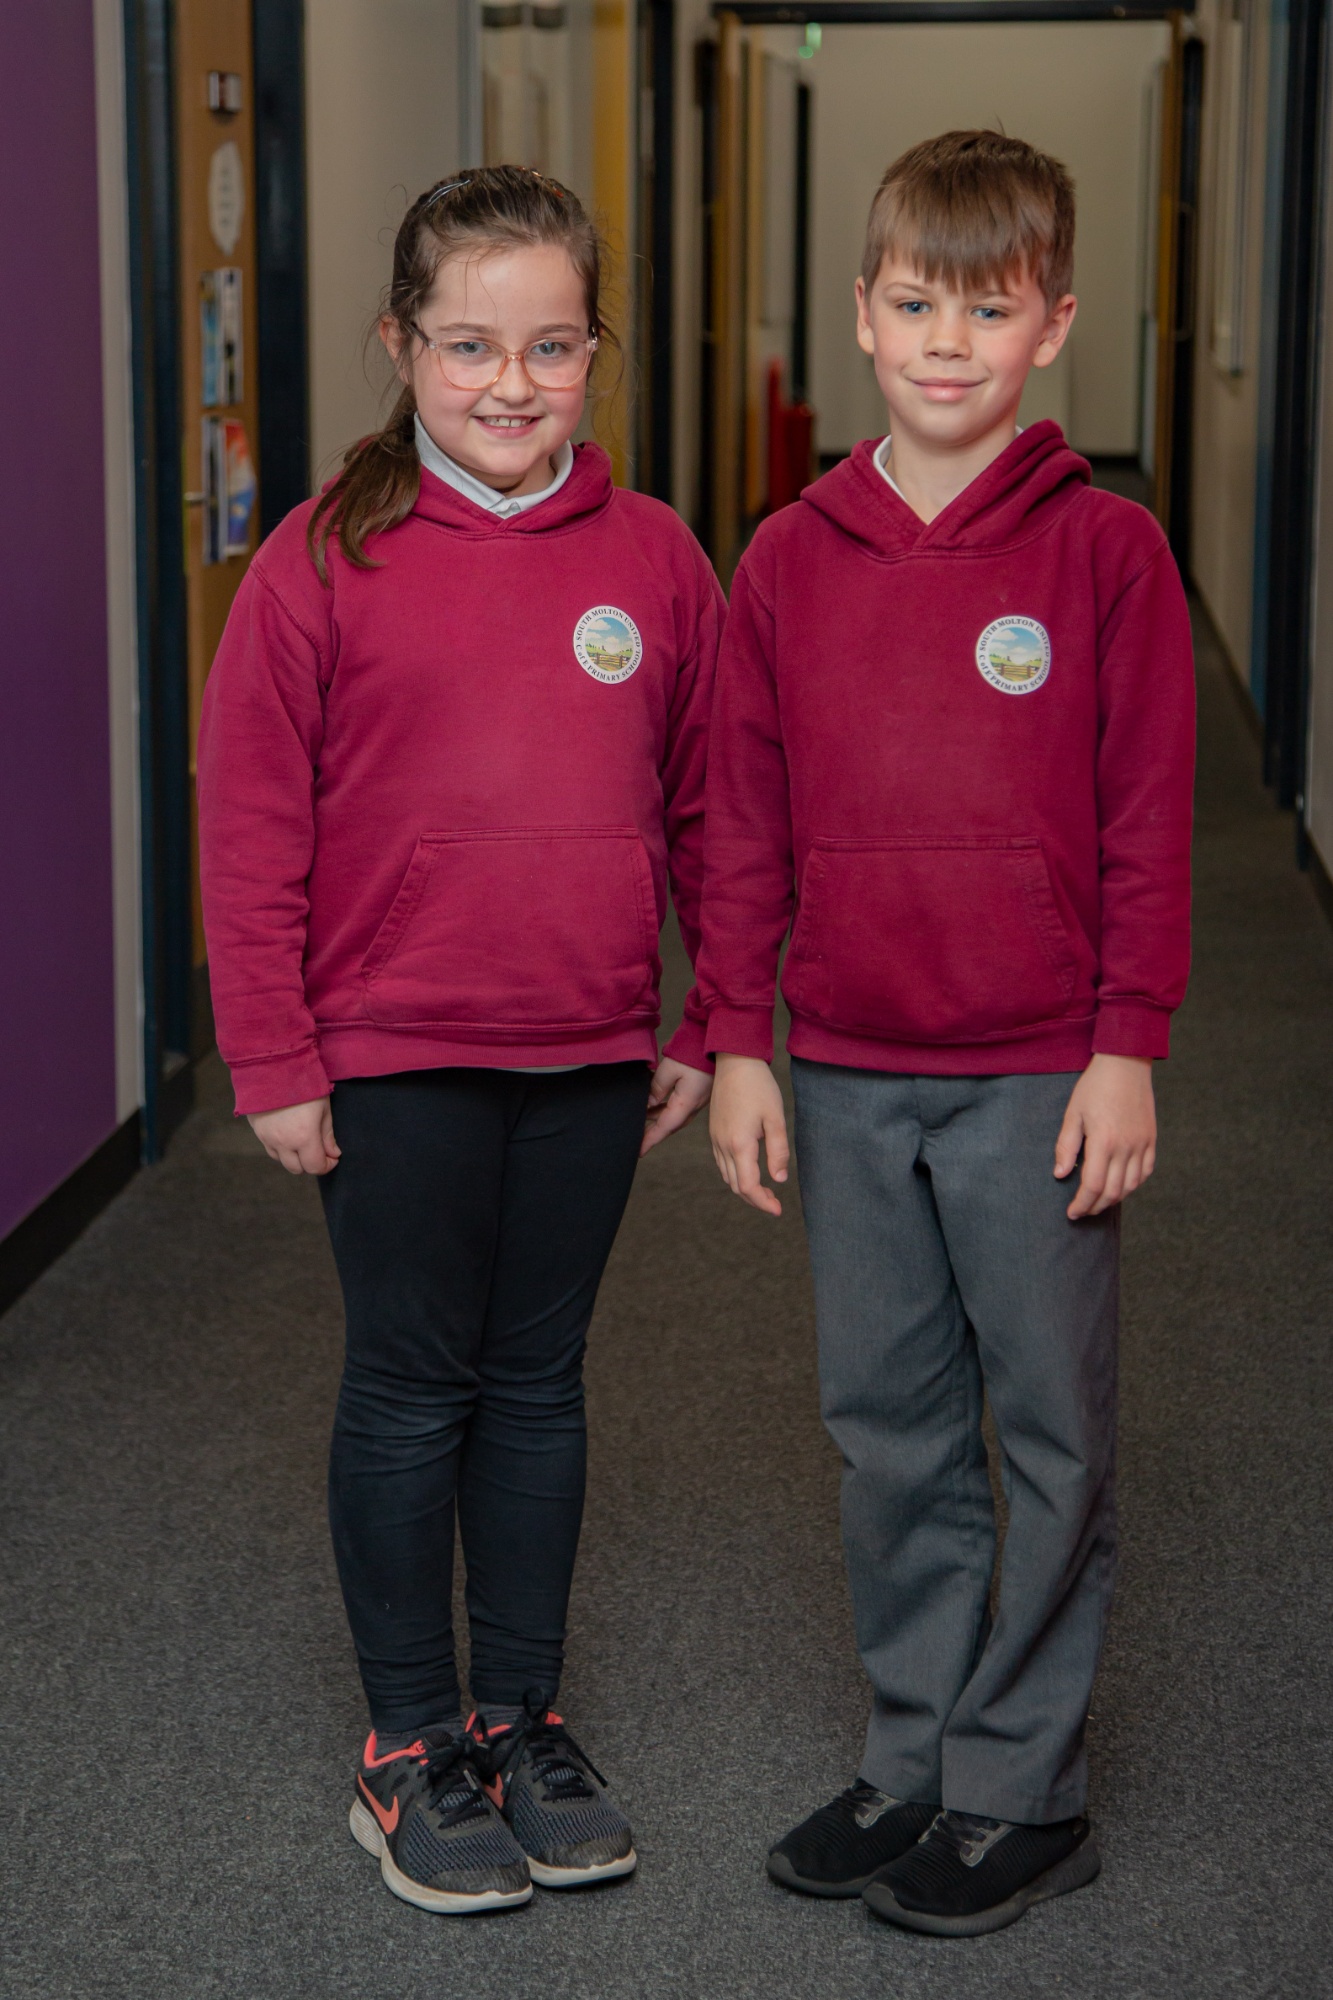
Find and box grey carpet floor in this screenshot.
[3,611,1332,1999]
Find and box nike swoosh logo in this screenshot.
[358,1774,399,1835]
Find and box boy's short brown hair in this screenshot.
[861,130,1075,305]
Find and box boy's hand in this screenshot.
[709,1054,790,1216]
[1055,1054,1155,1219]
[641,1057,713,1156]
[248,1096,341,1176]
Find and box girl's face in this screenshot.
[386,242,593,496]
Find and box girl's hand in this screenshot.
[1055,1054,1155,1219]
[709,1054,789,1216]
[641,1058,713,1156]
[248,1097,341,1176]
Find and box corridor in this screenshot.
[2,613,1329,1998]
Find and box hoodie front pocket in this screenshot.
[362,829,659,1032]
[783,836,1078,1043]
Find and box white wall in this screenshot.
[94,0,143,1123]
[306,0,463,481]
[1190,0,1272,684]
[804,20,1171,458]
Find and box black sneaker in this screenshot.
[766,1780,939,1897]
[863,1809,1101,1936]
[350,1728,532,1914]
[470,1687,636,1888]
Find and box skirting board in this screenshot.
[0,1114,141,1321]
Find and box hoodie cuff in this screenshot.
[662,1012,712,1071]
[227,1045,333,1117]
[704,1005,776,1063]
[1091,1001,1171,1062]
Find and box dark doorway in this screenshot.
[253,0,310,532]
[1263,0,1329,825]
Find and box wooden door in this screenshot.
[592,0,636,485]
[174,0,262,976]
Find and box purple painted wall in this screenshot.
[0,6,119,1239]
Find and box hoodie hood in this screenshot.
[800,419,1091,559]
[408,437,616,539]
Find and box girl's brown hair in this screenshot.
[862,130,1075,305]
[308,165,612,581]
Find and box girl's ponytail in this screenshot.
[307,166,614,584]
[308,387,420,584]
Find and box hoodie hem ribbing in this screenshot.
[784,1015,1099,1077]
[318,1022,661,1083]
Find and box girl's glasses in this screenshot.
[415,329,598,392]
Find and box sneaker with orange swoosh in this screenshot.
[349,1727,531,1913]
[468,1688,636,1889]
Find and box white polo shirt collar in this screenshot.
[873,428,1023,504]
[415,414,574,519]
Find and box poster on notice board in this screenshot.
[202,417,257,564]
[200,268,243,406]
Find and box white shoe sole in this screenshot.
[349,1799,533,1914]
[528,1847,638,1889]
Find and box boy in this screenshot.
[701,131,1194,1937]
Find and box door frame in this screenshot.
[640,0,677,502]
[721,0,1186,22]
[1264,0,1329,824]
[122,0,193,1158]
[122,1,313,1154]
[1152,20,1204,564]
[702,0,1195,574]
[253,0,310,533]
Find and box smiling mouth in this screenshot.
[474,414,541,431]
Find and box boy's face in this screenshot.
[855,256,1076,450]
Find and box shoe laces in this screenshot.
[415,1736,489,1827]
[478,1685,607,1802]
[842,1777,903,1826]
[843,1778,889,1808]
[931,1809,1010,1866]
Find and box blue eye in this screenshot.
[529,339,573,360]
[448,339,491,358]
[974,308,1003,322]
[899,300,928,316]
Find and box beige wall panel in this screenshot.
[1190,0,1270,682]
[805,21,1170,457]
[306,0,461,482]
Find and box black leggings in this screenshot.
[319,1063,649,1731]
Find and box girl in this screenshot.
[198,167,721,1916]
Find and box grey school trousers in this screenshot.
[791,1060,1119,1825]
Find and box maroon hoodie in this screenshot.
[698,422,1195,1074]
[198,443,723,1115]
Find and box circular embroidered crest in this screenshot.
[976,616,1051,695]
[573,606,643,683]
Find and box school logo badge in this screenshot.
[976,616,1051,694]
[574,606,643,683]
